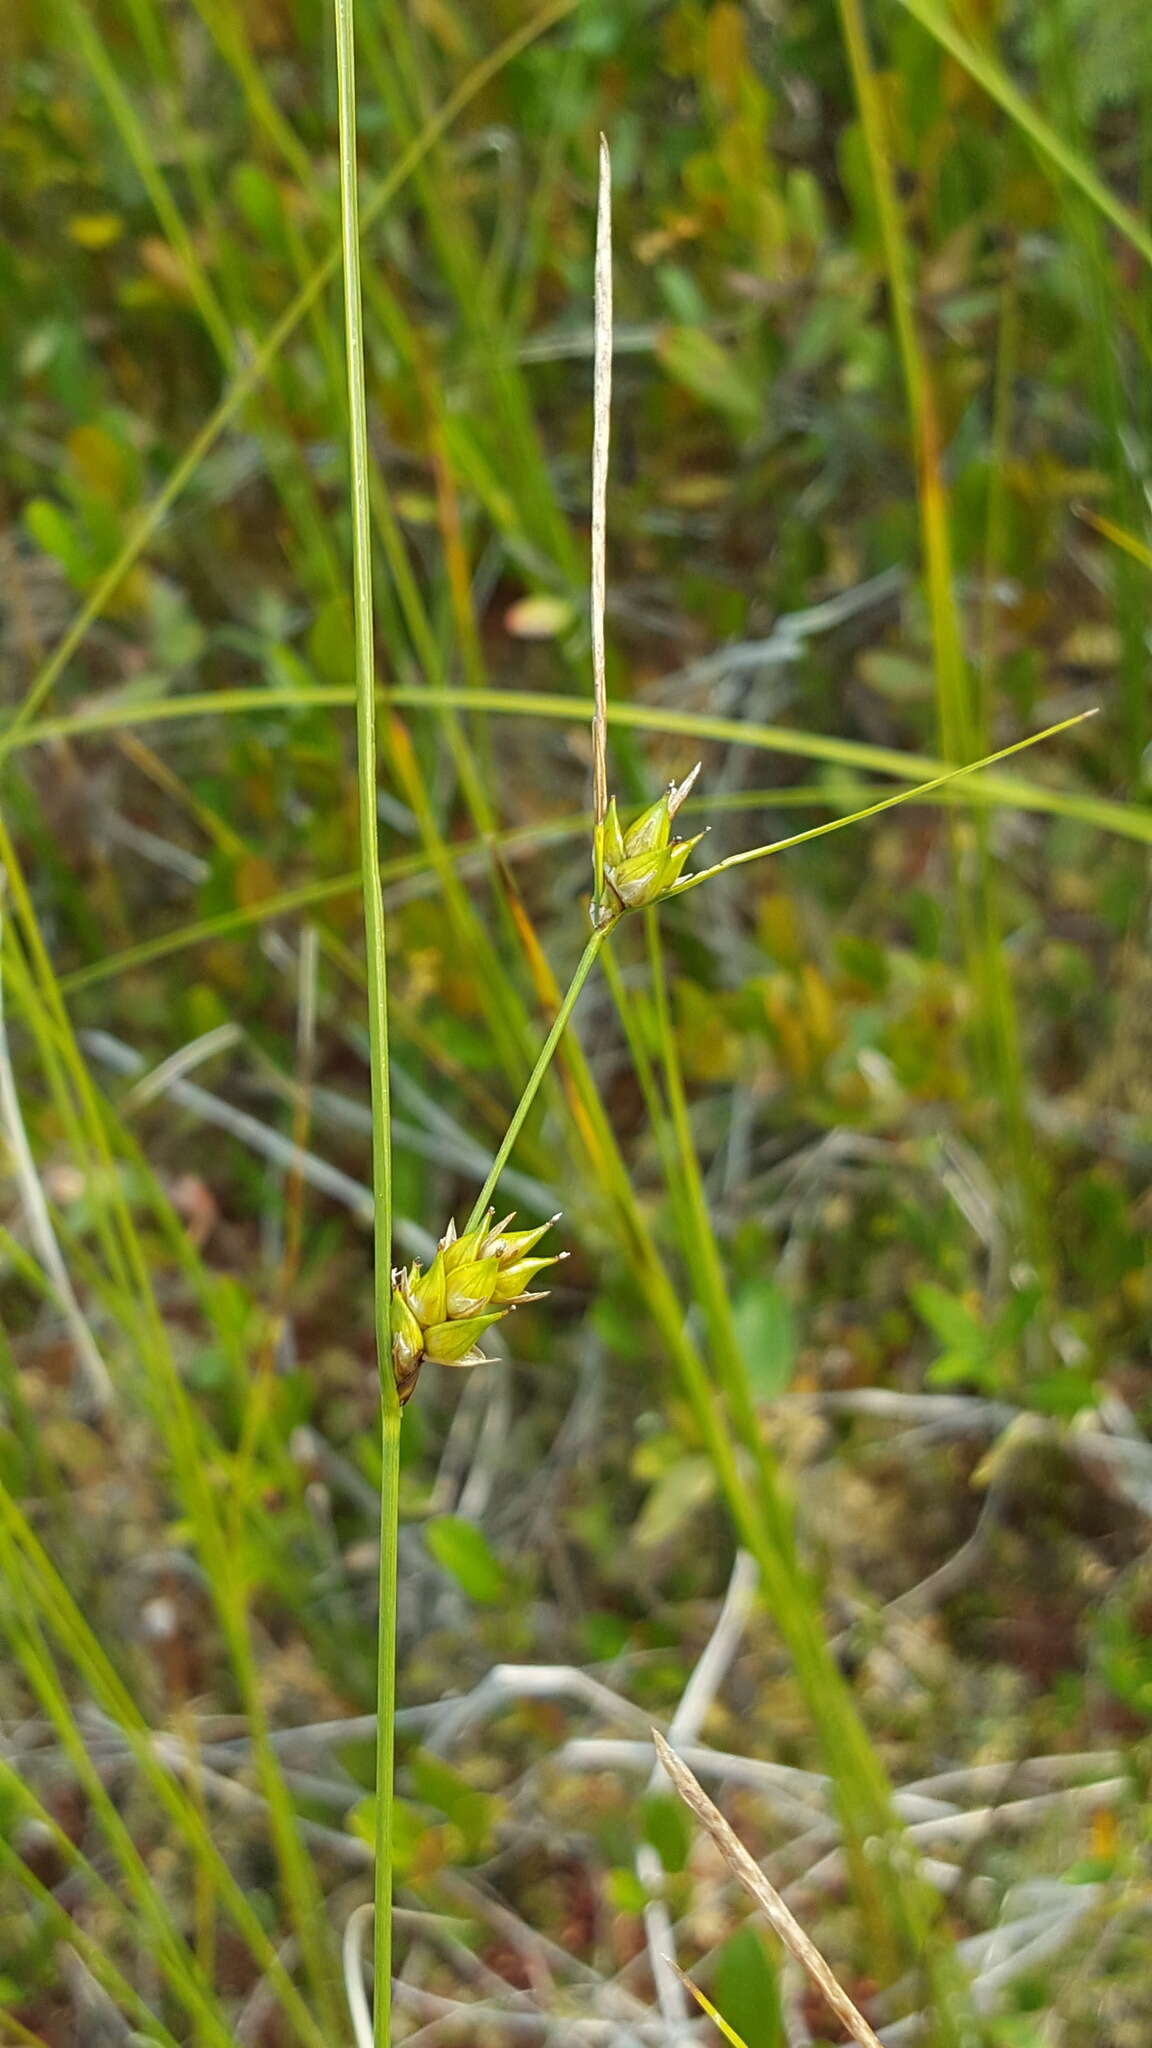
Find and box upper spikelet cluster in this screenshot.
[390,1212,564,1407]
[598,764,704,924]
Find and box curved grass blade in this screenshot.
[894,0,1152,270]
[13,688,1140,844]
[1,0,578,753]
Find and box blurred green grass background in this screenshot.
[1,0,1151,2042]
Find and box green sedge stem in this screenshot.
[373,1403,401,2037]
[333,0,397,2042]
[669,710,1096,898]
[466,926,608,1231]
[456,717,1093,1247]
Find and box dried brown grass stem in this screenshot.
[652,1729,885,2048]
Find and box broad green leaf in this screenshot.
[641,1791,693,1874]
[23,499,91,587]
[633,1454,717,1549]
[605,1866,649,1915]
[656,326,761,429]
[911,1281,984,1353]
[350,1793,423,1868]
[990,1283,1042,1346]
[409,1750,504,1861]
[67,423,136,506]
[424,1513,507,1603]
[733,1279,797,1399]
[925,1349,989,1390]
[230,161,288,249]
[673,1963,753,2046]
[713,1925,785,2048]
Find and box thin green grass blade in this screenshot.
[893,0,1152,268]
[670,1965,751,2048]
[0,1556,248,2048]
[331,0,397,2039]
[1,829,341,2037]
[632,916,976,2017]
[1079,509,1152,572]
[12,687,1139,841]
[835,0,1064,1308]
[2,0,577,750]
[57,782,1000,999]
[491,884,971,1994]
[672,714,1097,893]
[0,1477,330,2048]
[0,1770,192,2045]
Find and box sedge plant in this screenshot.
[328,36,1094,2025]
[0,6,1137,2044]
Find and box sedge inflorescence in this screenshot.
[390,1211,564,1407]
[598,762,705,924]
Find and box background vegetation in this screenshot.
[1,0,1150,2042]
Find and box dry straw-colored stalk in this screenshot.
[652,1728,885,2048]
[591,133,612,912]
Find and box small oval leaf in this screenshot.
[425,1514,506,1603]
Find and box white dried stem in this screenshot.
[235,1936,300,2045]
[342,1901,375,2048]
[590,133,612,886]
[0,890,113,1412]
[82,1026,428,1254]
[422,1660,658,1756]
[122,1020,242,1109]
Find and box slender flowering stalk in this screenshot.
[592,711,1093,929]
[590,135,612,915]
[331,0,395,2039]
[318,117,1093,2048]
[391,1212,564,1408]
[663,711,1095,901]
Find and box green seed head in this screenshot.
[599,764,703,921]
[389,1212,563,1407]
[390,1289,425,1407]
[421,1310,504,1366]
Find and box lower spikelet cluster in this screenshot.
[390,1212,564,1407]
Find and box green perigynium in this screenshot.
[597,763,704,923]
[390,1212,565,1406]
